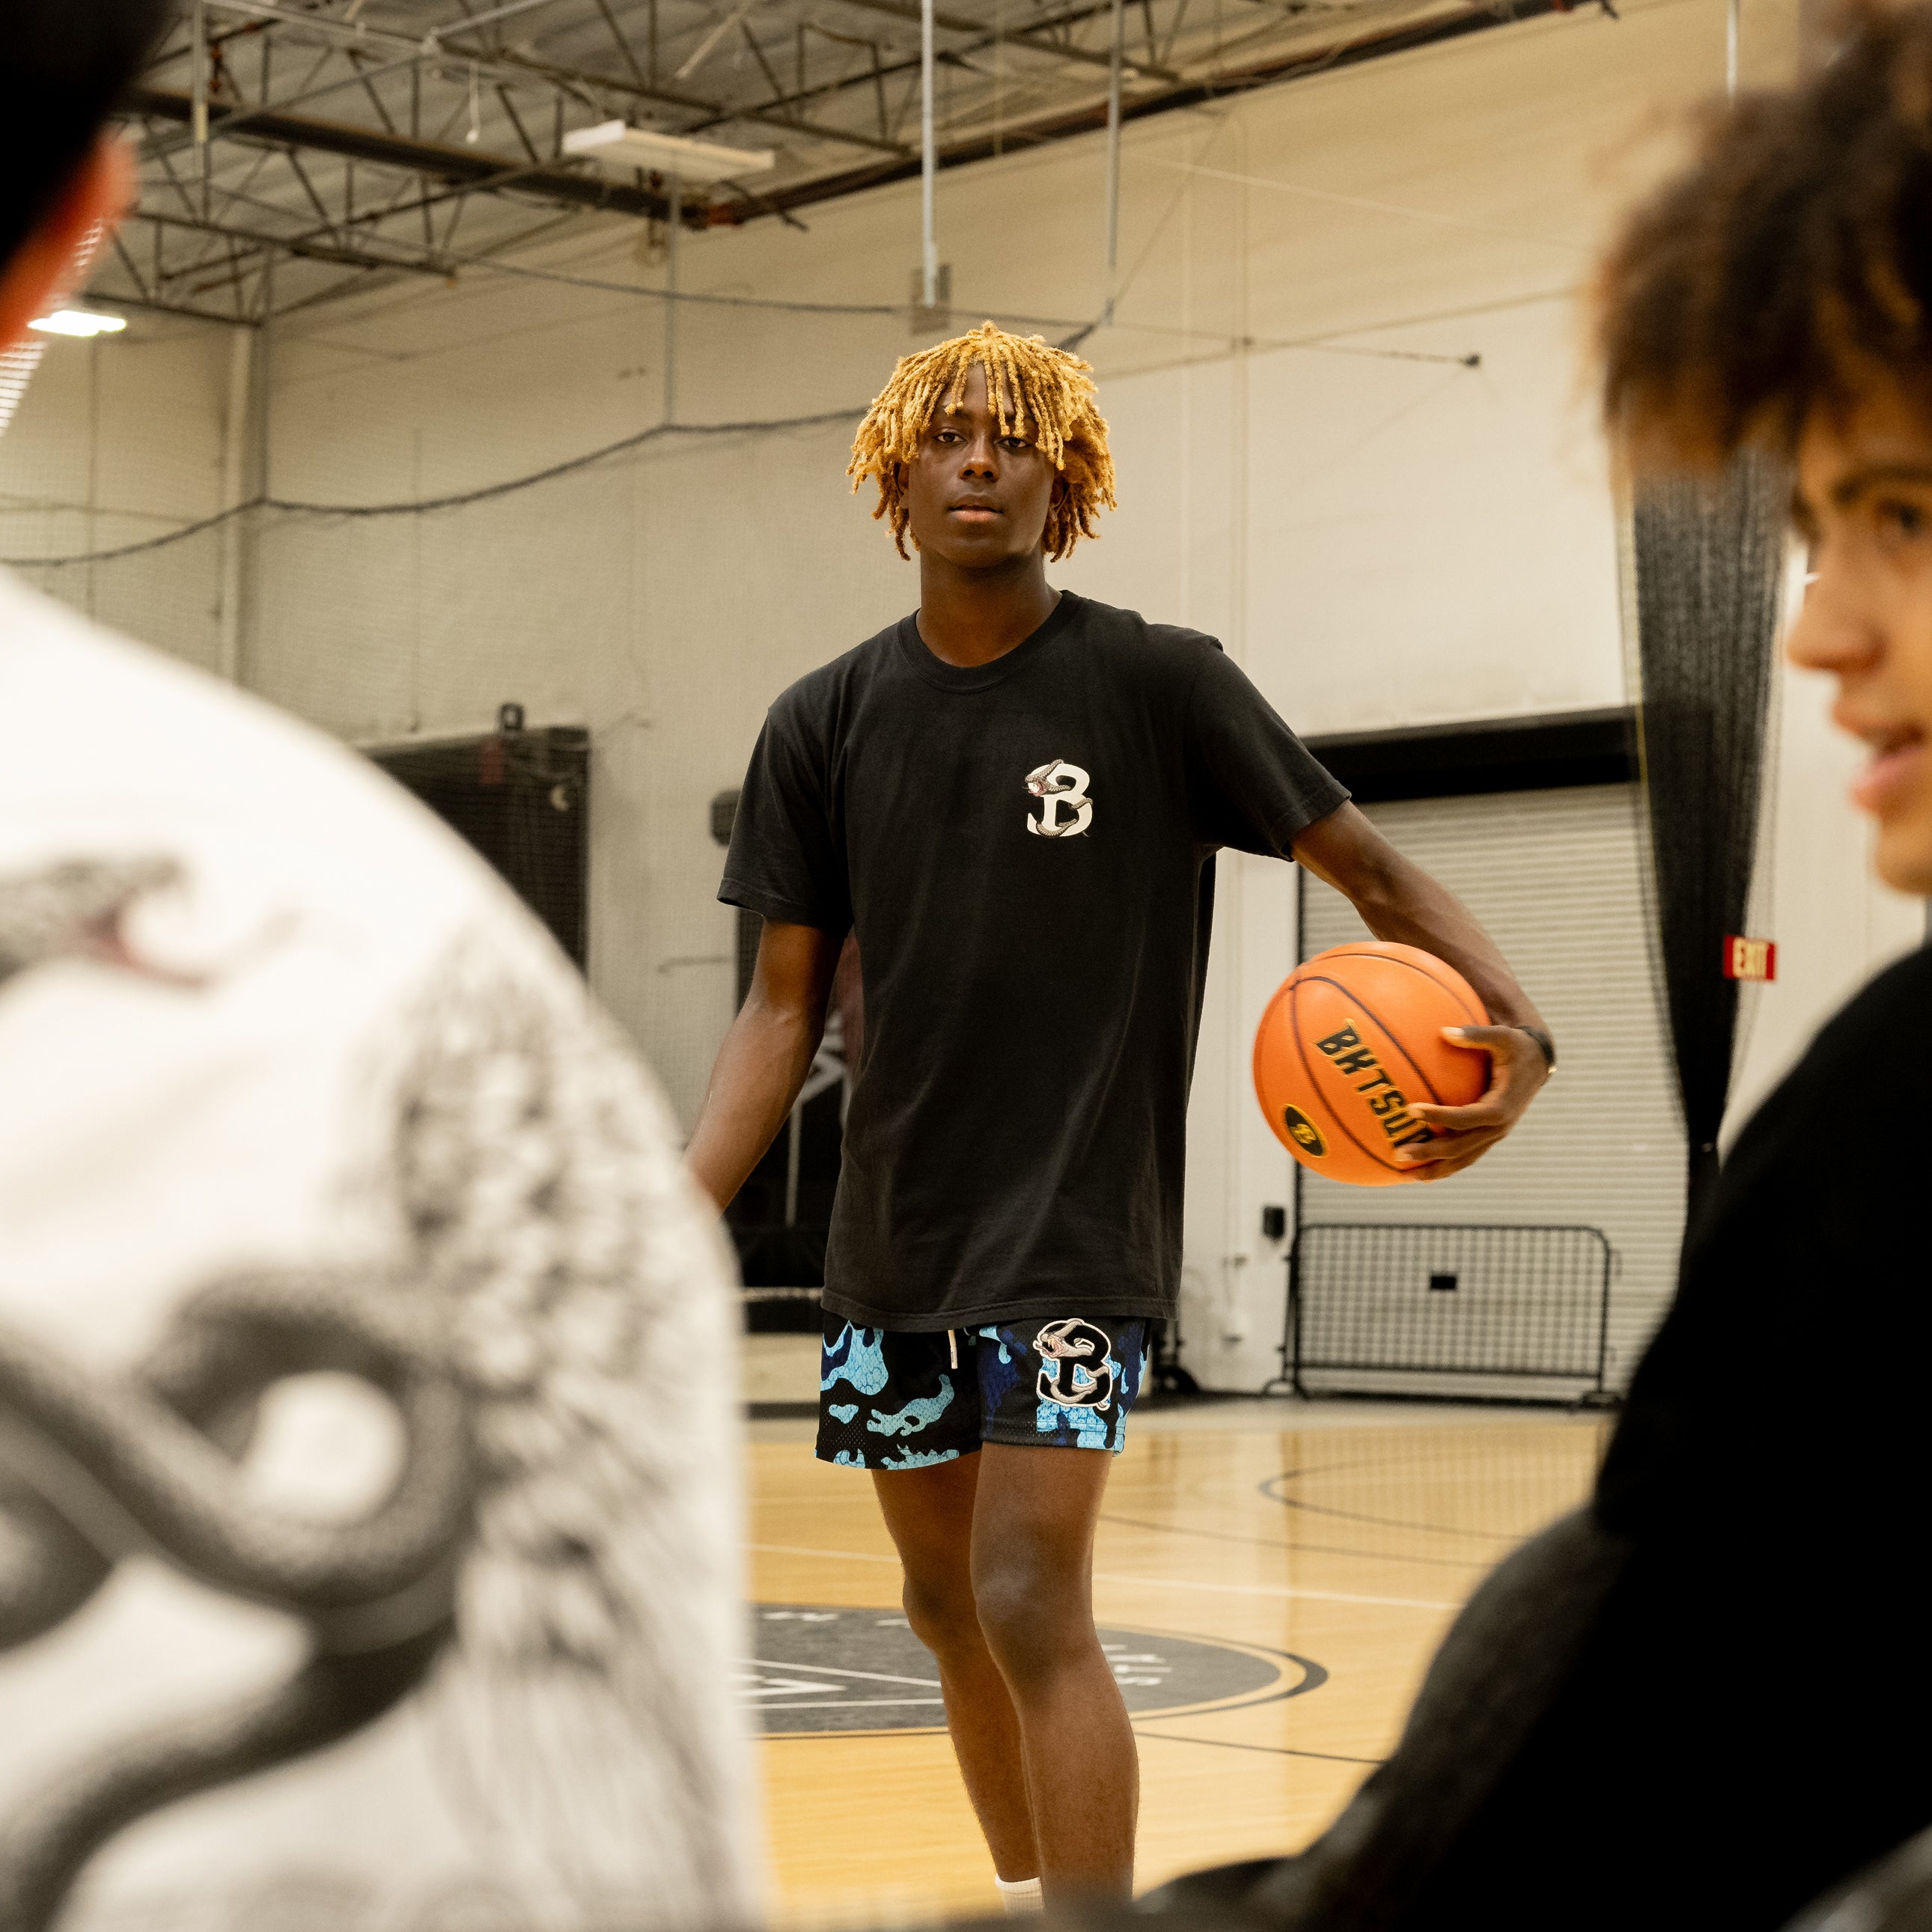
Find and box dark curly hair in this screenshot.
[0,0,175,272]
[1598,1,1932,466]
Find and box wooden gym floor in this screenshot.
[747,1395,1610,1926]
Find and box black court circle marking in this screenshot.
[748,1604,1326,1736]
[1260,1462,1523,1544]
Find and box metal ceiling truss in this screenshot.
[93,0,1586,326]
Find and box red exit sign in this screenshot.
[1724,936,1776,981]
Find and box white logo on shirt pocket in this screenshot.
[1024,760,1094,839]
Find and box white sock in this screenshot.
[995,1877,1043,1916]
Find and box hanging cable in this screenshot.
[1,298,1480,574]
[1103,0,1124,325]
[921,0,939,311]
[246,216,1486,359]
[664,171,681,424]
[1,406,866,570]
[192,0,213,219]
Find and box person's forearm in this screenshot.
[1346,851,1546,1037]
[1290,804,1549,1165]
[686,997,824,1210]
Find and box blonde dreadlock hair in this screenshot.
[848,320,1117,561]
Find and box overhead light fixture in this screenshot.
[562,120,773,183]
[28,309,127,338]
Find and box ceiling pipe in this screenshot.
[921,0,937,309]
[1102,0,1121,324]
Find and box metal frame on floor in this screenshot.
[1279,1222,1618,1408]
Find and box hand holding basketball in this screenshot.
[1253,942,1547,1186]
[1397,1021,1549,1179]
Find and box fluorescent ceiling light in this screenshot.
[28,309,127,338]
[562,120,773,183]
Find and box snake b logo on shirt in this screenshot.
[1025,760,1094,838]
[1034,1318,1117,1408]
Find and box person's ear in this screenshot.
[0,138,137,353]
[1041,475,1069,550]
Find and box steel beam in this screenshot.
[490,47,912,150]
[119,0,1581,263]
[127,85,689,220]
[190,0,910,155]
[88,286,263,328]
[704,0,1576,226]
[826,0,1178,80]
[674,0,1175,135]
[128,205,452,281]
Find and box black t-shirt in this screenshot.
[719,591,1348,1330]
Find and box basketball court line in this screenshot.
[749,1658,942,1689]
[1136,1729,1386,1765]
[1094,1571,1457,1612]
[1258,1478,1529,1544]
[749,1542,900,1565]
[758,1698,948,1710]
[1097,1510,1485,1571]
[749,1544,1459,1612]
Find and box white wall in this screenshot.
[19,0,1910,1387]
[0,314,240,675]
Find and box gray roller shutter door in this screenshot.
[1297,783,1685,1394]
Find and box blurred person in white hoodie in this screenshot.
[0,10,756,1930]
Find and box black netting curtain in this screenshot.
[1630,451,1787,1222]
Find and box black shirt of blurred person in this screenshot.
[1151,942,1932,1932]
[1509,946,1932,1928]
[1479,944,1932,1930]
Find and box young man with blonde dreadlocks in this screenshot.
[688,321,1552,1906]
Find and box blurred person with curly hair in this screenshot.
[689,320,1551,1907]
[1142,12,1932,1930]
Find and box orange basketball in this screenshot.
[1253,942,1490,1186]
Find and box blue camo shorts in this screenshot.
[815,1313,1150,1470]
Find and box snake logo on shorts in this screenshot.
[1033,1318,1116,1409]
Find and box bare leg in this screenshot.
[970,1443,1136,1905]
[872,1454,1040,1881]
